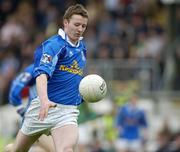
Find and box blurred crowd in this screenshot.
[0,0,179,103]
[155,123,180,152]
[0,1,180,151]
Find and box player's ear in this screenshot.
[63,19,68,27]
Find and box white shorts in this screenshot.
[21,98,79,136]
[115,138,142,152]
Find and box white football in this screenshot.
[79,74,107,103]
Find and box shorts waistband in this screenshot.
[32,97,77,109]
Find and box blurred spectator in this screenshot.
[155,123,172,152]
[0,49,19,105]
[114,93,148,152]
[155,122,180,152]
[172,43,180,90]
[90,130,106,152]
[96,44,111,59]
[170,131,180,152]
[0,14,26,46]
[0,0,19,26]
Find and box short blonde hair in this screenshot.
[63,4,89,20]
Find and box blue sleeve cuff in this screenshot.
[34,66,52,79]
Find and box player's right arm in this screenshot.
[34,41,62,121]
[36,74,56,121]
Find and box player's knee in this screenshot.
[63,147,73,152]
[4,146,25,152]
[13,146,30,152]
[57,145,75,152]
[4,143,26,152]
[4,143,14,152]
[29,146,48,152]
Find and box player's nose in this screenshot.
[77,26,84,33]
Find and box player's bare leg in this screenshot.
[51,124,78,152]
[35,134,55,152]
[5,135,54,152]
[12,130,41,152]
[5,143,48,152]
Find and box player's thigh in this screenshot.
[13,130,41,152]
[51,124,78,151]
[36,134,55,152]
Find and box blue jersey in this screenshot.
[9,64,36,106]
[34,29,86,105]
[116,103,148,140]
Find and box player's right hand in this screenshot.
[38,100,57,121]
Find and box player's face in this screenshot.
[64,14,88,44]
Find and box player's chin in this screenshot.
[74,34,81,39]
[72,37,80,43]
